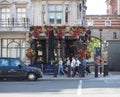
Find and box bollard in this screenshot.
[54,64,58,77]
[95,64,98,77]
[100,66,102,74]
[67,65,71,77]
[103,65,109,77]
[81,66,85,77]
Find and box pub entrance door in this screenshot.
[31,39,46,64]
[65,39,78,58]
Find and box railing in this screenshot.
[0,18,31,28]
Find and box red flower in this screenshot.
[26,48,36,59]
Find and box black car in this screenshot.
[0,57,42,81]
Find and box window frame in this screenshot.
[48,4,63,25]
[0,7,10,27]
[105,20,111,26]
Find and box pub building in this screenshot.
[25,0,91,72]
[26,26,91,67]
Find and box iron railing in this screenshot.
[0,18,31,28]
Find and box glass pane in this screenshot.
[56,13,62,24]
[2,15,5,19]
[6,9,10,12]
[17,14,22,18]
[21,48,26,60]
[2,49,7,57]
[49,5,55,11]
[2,9,5,12]
[17,8,21,12]
[22,14,26,18]
[22,8,26,12]
[49,13,55,24]
[2,39,7,47]
[56,5,62,11]
[8,42,19,47]
[17,8,26,18]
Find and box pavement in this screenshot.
[39,71,120,80]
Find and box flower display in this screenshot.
[85,50,91,59]
[77,49,91,60]
[29,25,67,39]
[26,48,36,59]
[29,26,89,40]
[70,26,84,38]
[29,26,42,39]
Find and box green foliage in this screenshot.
[87,37,100,52]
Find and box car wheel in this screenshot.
[27,73,37,81]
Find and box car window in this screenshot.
[0,59,9,66]
[10,59,21,66]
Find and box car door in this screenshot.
[8,58,26,78]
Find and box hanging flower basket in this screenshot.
[70,26,84,38]
[26,48,36,59]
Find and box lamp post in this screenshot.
[99,28,103,74]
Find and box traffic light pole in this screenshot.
[99,28,103,74]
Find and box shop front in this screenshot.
[27,26,91,73]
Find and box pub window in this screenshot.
[48,5,62,25]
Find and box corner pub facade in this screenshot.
[0,0,91,67]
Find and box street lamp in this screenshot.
[99,28,103,74]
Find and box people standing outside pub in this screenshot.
[74,58,81,77]
[94,57,100,77]
[58,58,65,76]
[66,57,71,77]
[70,57,76,77]
[81,57,87,77]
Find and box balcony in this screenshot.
[0,18,31,33]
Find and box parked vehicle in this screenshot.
[0,57,42,81]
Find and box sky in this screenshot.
[86,0,107,15]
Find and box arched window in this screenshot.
[7,41,20,58]
[1,39,26,60]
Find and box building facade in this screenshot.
[86,15,120,41]
[86,15,120,71]
[0,0,31,62]
[0,0,88,64]
[106,0,120,15]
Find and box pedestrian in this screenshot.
[65,57,71,77]
[81,57,87,77]
[86,65,91,74]
[70,57,76,77]
[74,58,81,76]
[58,58,65,76]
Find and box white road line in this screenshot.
[77,80,82,95]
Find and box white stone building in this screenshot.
[0,0,87,64]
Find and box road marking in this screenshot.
[104,79,120,84]
[77,80,82,95]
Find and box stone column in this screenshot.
[61,37,65,61]
[46,38,49,64]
